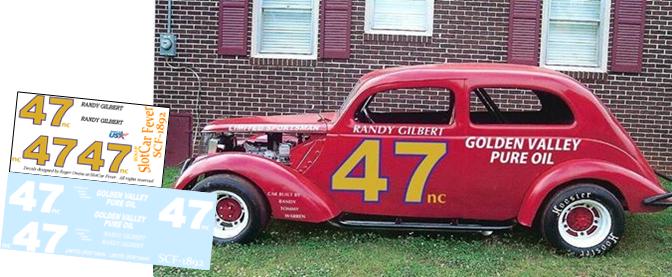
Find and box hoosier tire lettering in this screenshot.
[551,192,592,216]
[578,233,620,257]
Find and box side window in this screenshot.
[470,88,573,125]
[355,88,454,124]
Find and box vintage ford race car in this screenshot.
[174,63,672,256]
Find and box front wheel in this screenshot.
[192,174,270,244]
[540,184,624,256]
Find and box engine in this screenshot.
[202,132,297,164]
[242,138,292,163]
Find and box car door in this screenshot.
[460,85,579,221]
[306,80,469,219]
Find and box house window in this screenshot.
[541,0,611,72]
[364,0,434,36]
[252,0,319,59]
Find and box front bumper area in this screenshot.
[643,192,672,207]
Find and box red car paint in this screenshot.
[174,63,668,226]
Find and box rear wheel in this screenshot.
[192,174,270,244]
[540,184,624,256]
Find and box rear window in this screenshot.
[470,88,573,125]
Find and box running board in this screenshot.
[329,219,514,233]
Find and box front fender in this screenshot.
[517,159,666,227]
[175,153,339,223]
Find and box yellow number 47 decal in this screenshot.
[331,140,388,202]
[395,142,446,203]
[18,95,74,126]
[23,135,50,165]
[22,136,132,172]
[18,95,47,125]
[332,140,447,203]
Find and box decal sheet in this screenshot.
[1,173,215,270]
[10,92,169,186]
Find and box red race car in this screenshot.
[174,63,672,256]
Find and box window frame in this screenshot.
[353,86,456,126]
[364,0,435,36]
[539,0,612,73]
[251,0,320,60]
[467,87,576,126]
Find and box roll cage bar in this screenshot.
[474,88,506,124]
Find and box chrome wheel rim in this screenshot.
[558,199,612,248]
[213,191,249,239]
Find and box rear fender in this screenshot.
[517,159,666,227]
[175,153,339,223]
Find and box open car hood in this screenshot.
[203,112,335,133]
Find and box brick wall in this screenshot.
[368,88,453,113]
[470,89,543,112]
[154,0,671,174]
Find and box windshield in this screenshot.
[337,80,364,117]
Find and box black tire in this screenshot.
[540,184,625,257]
[192,174,270,244]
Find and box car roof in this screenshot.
[361,63,571,81]
[340,63,599,123]
[357,63,589,97]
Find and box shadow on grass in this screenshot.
[260,219,541,244]
[156,170,672,276]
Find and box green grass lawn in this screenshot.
[156,167,672,276]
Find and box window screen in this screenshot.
[256,0,316,56]
[366,0,433,35]
[542,0,609,69]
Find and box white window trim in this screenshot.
[251,0,319,60]
[364,0,434,36]
[540,0,611,73]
